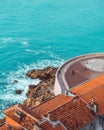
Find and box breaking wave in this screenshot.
[0,37,29,47]
[0,59,64,118]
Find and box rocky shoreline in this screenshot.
[0,66,57,123]
[23,66,57,108]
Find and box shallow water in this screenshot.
[0,0,104,117]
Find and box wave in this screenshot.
[1,37,13,43]
[25,49,63,61]
[0,37,29,47]
[25,49,46,55]
[0,58,64,118]
[21,41,29,46]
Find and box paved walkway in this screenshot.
[57,53,104,92]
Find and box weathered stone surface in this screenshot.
[26,70,41,79]
[26,66,57,80]
[24,67,57,108]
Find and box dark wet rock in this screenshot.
[15,90,22,94]
[28,85,37,89]
[0,118,5,125]
[13,80,18,84]
[24,67,57,108]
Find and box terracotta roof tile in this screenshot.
[2,75,104,130]
[32,94,73,117]
[4,106,38,130]
[39,121,65,130]
[81,84,104,115]
[39,121,54,130]
[71,74,104,96]
[50,98,96,130]
[0,123,23,130]
[3,104,18,114]
[0,124,8,130]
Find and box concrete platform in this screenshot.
[54,53,104,95]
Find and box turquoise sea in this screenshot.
[0,0,104,117]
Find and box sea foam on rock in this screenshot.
[24,66,57,107]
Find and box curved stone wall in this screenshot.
[54,53,104,95]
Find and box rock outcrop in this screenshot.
[26,67,57,80]
[24,66,57,108]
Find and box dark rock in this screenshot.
[13,80,18,84]
[24,66,57,108]
[0,118,5,125]
[15,90,22,94]
[28,85,37,89]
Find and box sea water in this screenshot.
[0,0,104,117]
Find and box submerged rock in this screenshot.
[13,80,18,84]
[15,90,22,94]
[24,67,57,108]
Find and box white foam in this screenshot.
[20,40,29,46]
[0,58,64,118]
[47,51,63,61]
[1,37,14,43]
[4,59,64,102]
[25,49,46,55]
[25,49,63,61]
[0,37,29,46]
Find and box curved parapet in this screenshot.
[54,53,104,95]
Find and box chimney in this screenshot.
[47,112,51,121]
[93,102,98,114]
[88,98,98,114]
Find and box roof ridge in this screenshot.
[80,83,104,97]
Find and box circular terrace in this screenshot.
[54,53,104,95]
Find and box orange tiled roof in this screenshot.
[3,105,39,130]
[31,75,104,129]
[0,123,23,130]
[71,74,104,96]
[0,124,8,130]
[32,97,97,130]
[2,74,104,130]
[48,98,96,130]
[3,104,18,113]
[81,84,104,115]
[40,121,65,130]
[32,94,73,116]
